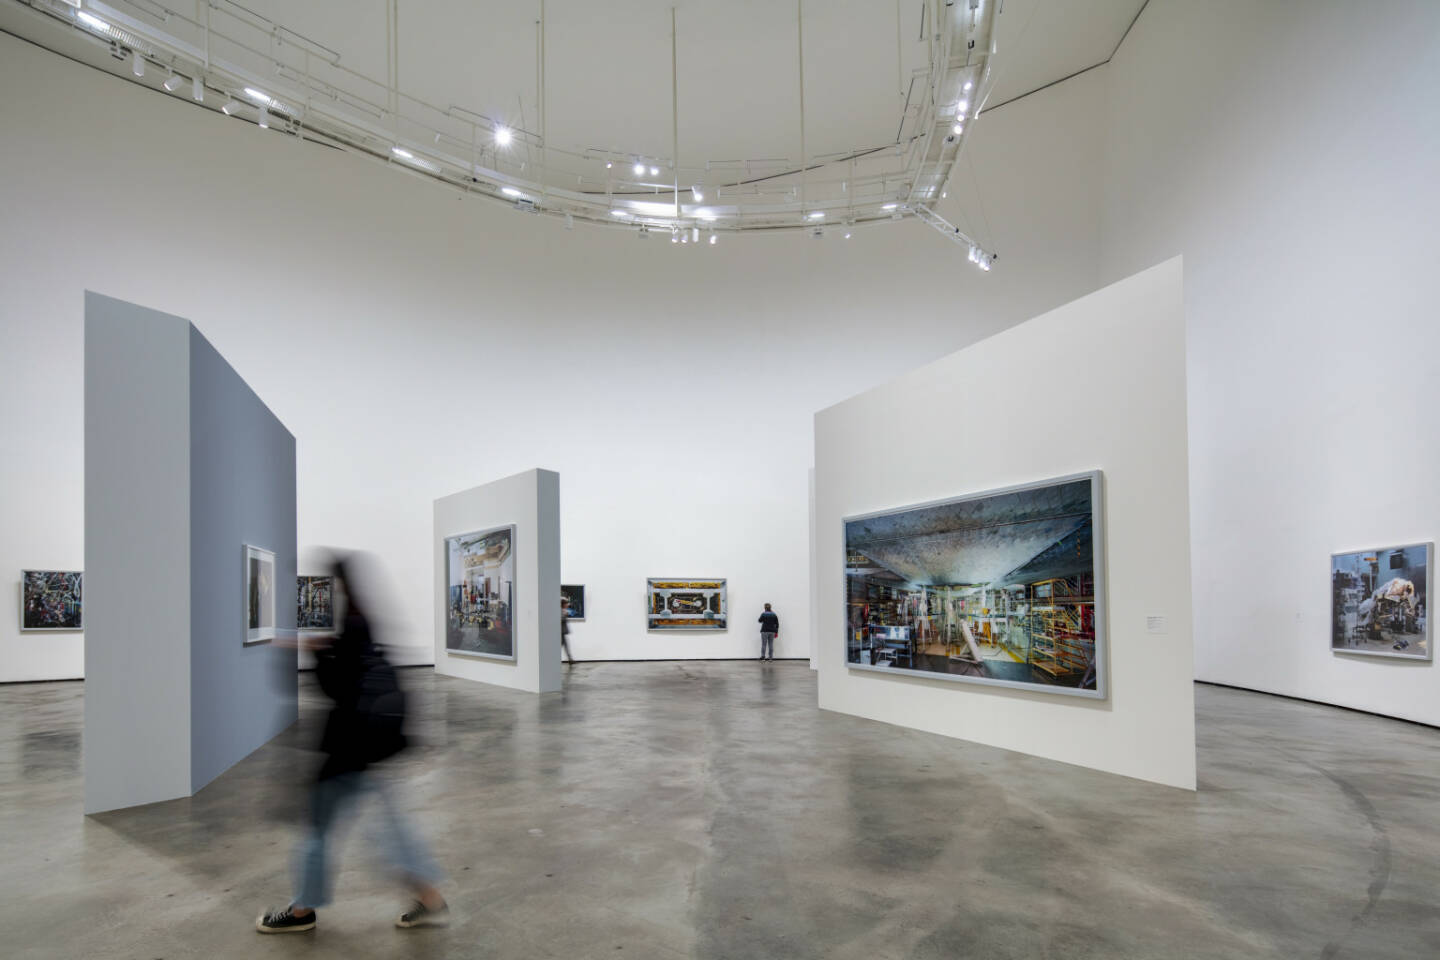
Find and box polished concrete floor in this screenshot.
[1,663,1437,959]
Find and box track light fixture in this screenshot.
[495,126,512,147]
[633,161,645,176]
[192,76,203,101]
[649,166,659,177]
[691,227,699,243]
[221,100,242,115]
[163,74,184,92]
[691,185,704,202]
[76,11,110,33]
[709,232,717,245]
[131,51,144,78]
[258,104,269,128]
[952,123,964,136]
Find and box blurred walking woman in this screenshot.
[257,558,448,933]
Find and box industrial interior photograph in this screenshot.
[1,1,1438,958]
[845,474,1101,695]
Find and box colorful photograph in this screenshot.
[844,472,1106,698]
[446,526,516,660]
[1331,543,1431,660]
[20,570,83,631]
[297,575,335,630]
[647,579,727,631]
[561,584,586,620]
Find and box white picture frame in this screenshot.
[244,544,277,645]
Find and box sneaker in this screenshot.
[256,905,316,934]
[396,900,450,928]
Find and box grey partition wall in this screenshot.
[84,292,297,814]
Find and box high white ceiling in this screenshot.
[213,0,1144,164]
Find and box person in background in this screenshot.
[561,599,575,665]
[257,556,448,934]
[758,603,780,662]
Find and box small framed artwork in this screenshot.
[20,570,84,631]
[245,544,277,645]
[561,584,586,621]
[1331,542,1432,661]
[297,575,335,631]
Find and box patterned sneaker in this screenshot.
[256,905,316,933]
[396,900,450,928]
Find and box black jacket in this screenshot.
[314,610,404,779]
[758,611,779,634]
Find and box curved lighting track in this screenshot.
[13,0,999,264]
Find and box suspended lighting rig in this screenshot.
[7,0,1000,266]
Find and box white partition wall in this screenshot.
[814,259,1195,790]
[434,469,561,694]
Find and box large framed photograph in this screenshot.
[561,584,586,620]
[20,570,83,631]
[245,544,277,645]
[446,525,516,661]
[1331,543,1431,661]
[647,579,727,631]
[297,575,335,631]
[844,471,1107,699]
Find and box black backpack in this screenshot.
[356,649,407,763]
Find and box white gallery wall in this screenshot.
[1098,0,1440,725]
[815,260,1196,790]
[0,31,1107,679]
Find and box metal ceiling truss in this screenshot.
[13,0,999,262]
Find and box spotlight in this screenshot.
[691,185,704,202]
[844,230,852,239]
[691,227,699,242]
[163,74,184,93]
[650,166,659,176]
[681,234,688,244]
[221,100,242,115]
[131,51,144,78]
[605,161,613,169]
[964,80,973,91]
[671,233,679,244]
[191,76,203,101]
[952,123,964,136]
[709,232,717,245]
[495,126,512,146]
[258,105,269,129]
[957,99,969,114]
[633,162,645,176]
[76,11,110,33]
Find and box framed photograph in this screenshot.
[843,471,1107,699]
[244,544,277,645]
[297,575,335,631]
[445,525,517,661]
[647,579,727,631]
[1331,543,1432,661]
[561,584,586,621]
[20,570,83,631]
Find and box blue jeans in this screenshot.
[761,632,775,659]
[293,771,442,909]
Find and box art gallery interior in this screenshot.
[1,1,1437,957]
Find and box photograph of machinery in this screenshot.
[647,579,727,631]
[562,584,586,620]
[20,570,83,631]
[296,575,334,630]
[446,525,516,660]
[844,472,1106,697]
[1331,543,1431,660]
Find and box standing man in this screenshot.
[758,603,780,662]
